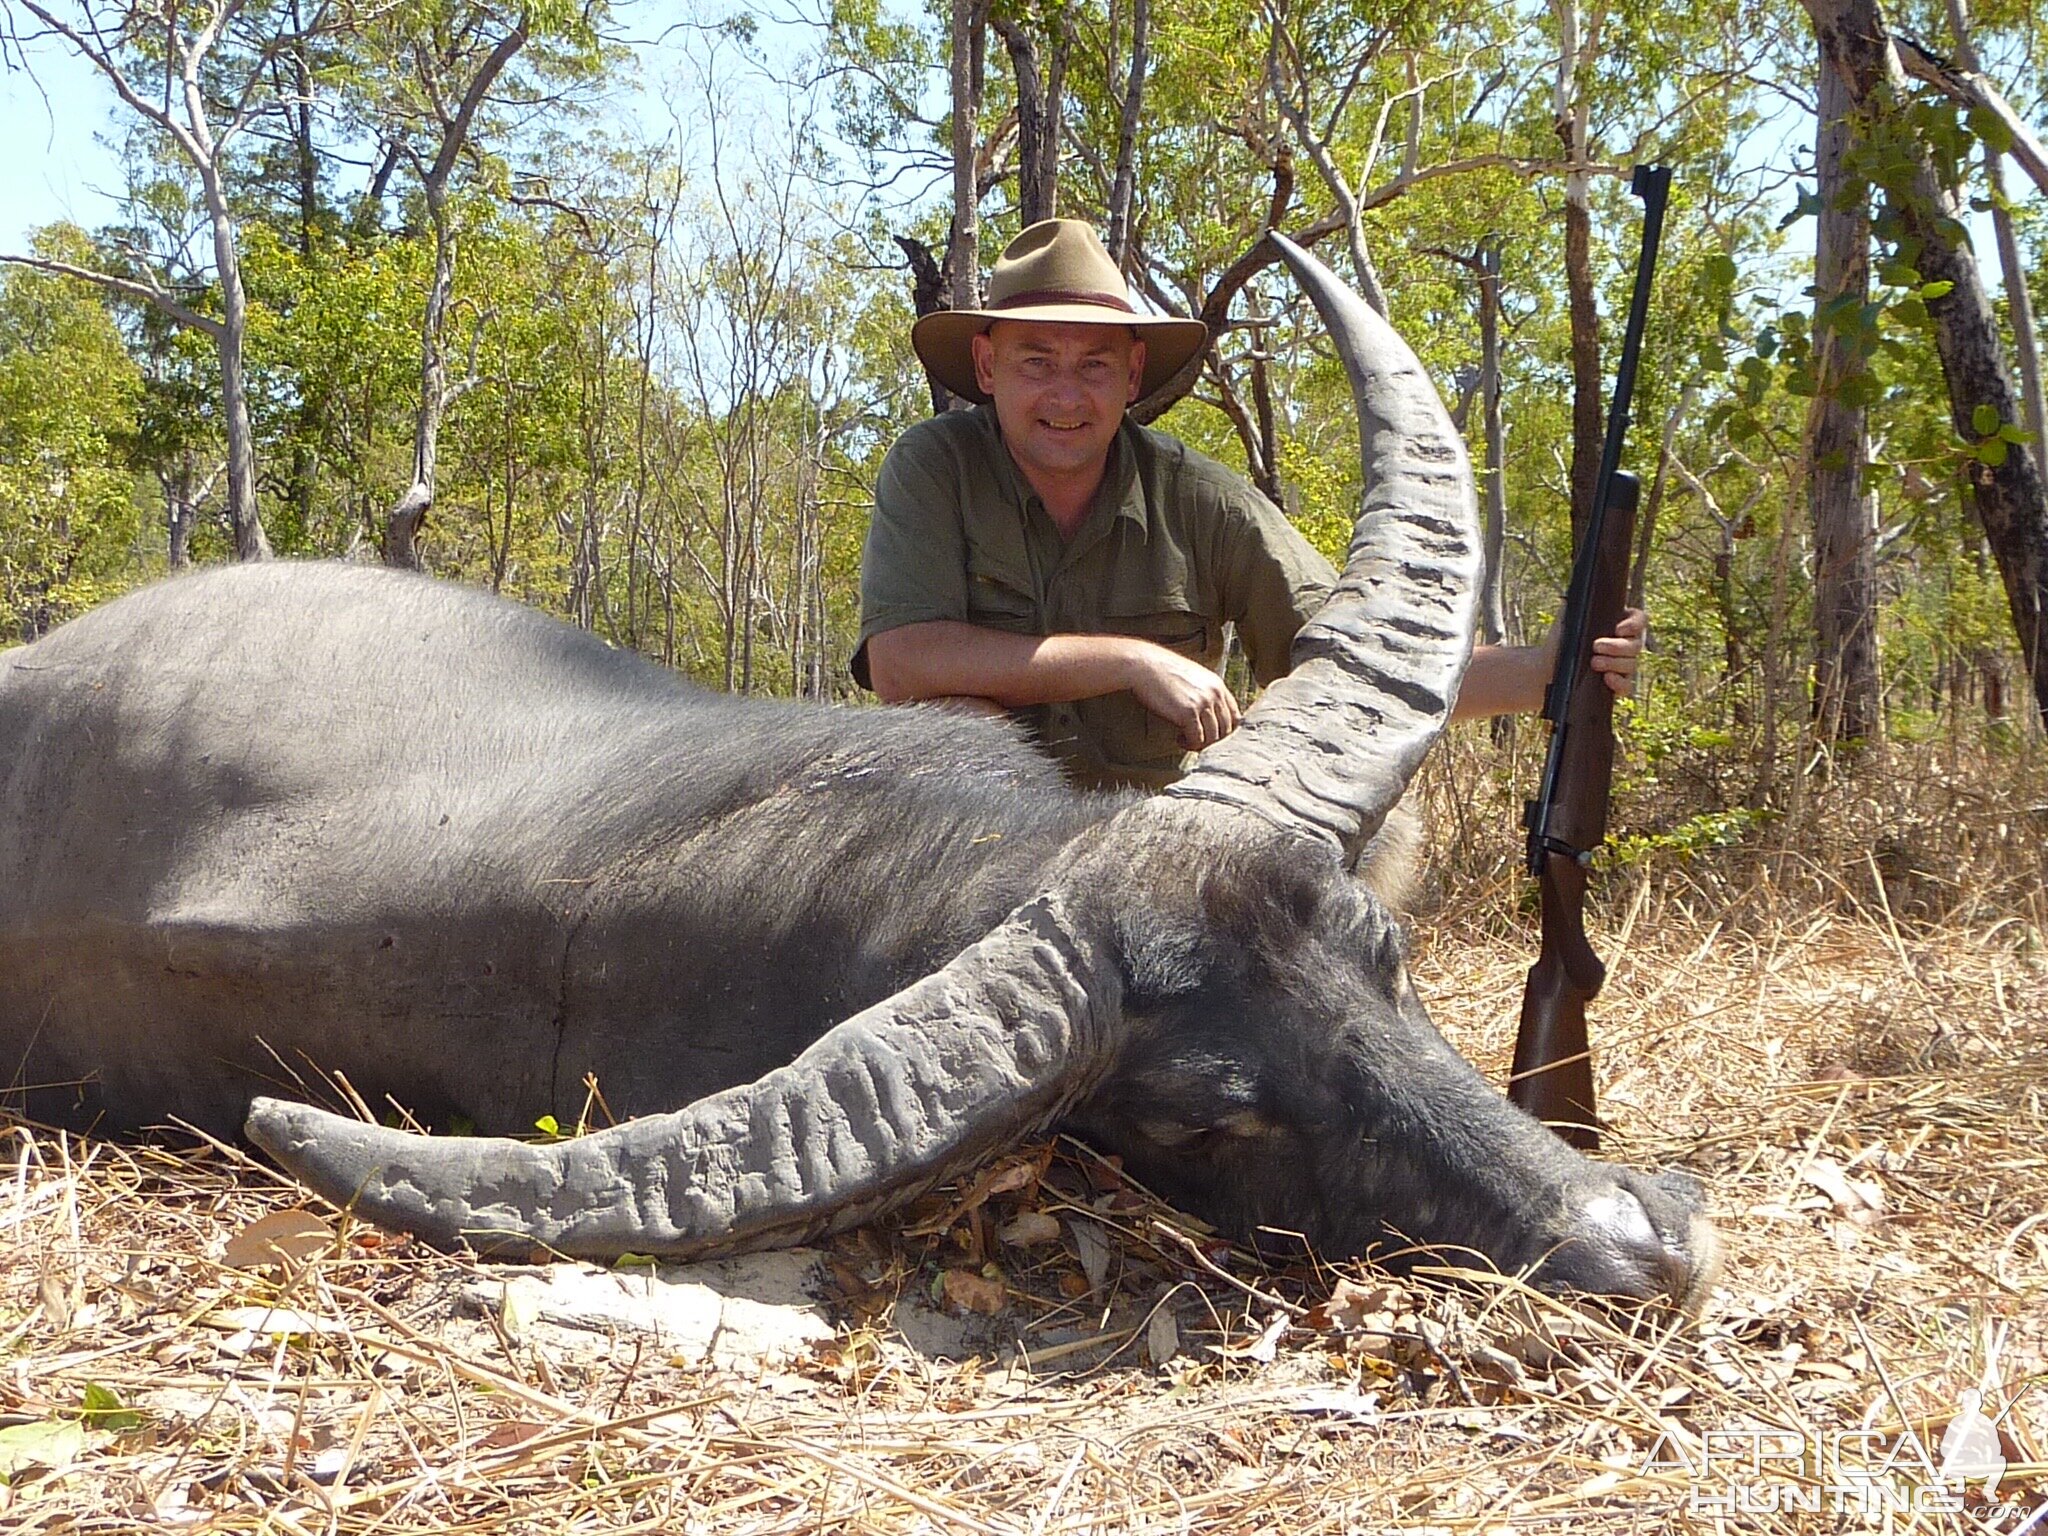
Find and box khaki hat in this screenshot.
[912,219,1210,405]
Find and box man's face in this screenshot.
[972,320,1147,488]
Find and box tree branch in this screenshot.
[0,253,222,337]
[1894,33,2048,199]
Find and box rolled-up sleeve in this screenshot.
[853,433,971,688]
[1218,493,1336,686]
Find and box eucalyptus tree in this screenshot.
[0,229,145,637]
[0,0,351,560]
[1805,0,2048,726]
[338,0,611,568]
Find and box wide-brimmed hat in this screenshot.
[912,219,1210,405]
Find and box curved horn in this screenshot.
[1166,233,1481,859]
[246,895,1114,1259]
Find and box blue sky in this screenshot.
[2,44,129,248]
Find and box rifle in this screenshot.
[1508,165,1672,1150]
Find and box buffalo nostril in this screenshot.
[1569,1189,1721,1312]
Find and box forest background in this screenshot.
[2,0,2045,871]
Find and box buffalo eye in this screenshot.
[1130,1108,1280,1152]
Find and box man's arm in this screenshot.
[865,621,1242,750]
[1455,609,1647,720]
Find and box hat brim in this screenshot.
[911,304,1210,406]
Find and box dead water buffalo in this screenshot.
[0,239,1715,1307]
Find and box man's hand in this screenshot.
[1585,607,1648,699]
[1455,607,1649,720]
[1123,644,1242,750]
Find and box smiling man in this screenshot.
[855,219,1643,790]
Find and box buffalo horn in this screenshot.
[1167,232,1482,859]
[246,896,1112,1259]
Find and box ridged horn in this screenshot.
[246,895,1113,1259]
[1166,232,1481,859]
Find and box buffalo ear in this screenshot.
[1196,851,1331,946]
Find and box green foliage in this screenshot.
[0,232,147,641]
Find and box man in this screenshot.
[855,219,1644,790]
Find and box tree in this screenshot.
[351,0,606,567]
[0,231,145,637]
[1808,16,1883,742]
[1804,0,2048,726]
[0,0,333,560]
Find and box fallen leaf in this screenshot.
[1280,1387,1381,1423]
[0,1420,86,1476]
[1210,1310,1291,1364]
[224,1210,336,1269]
[1146,1308,1179,1366]
[477,1420,548,1451]
[1801,1157,1885,1225]
[37,1267,74,1330]
[202,1306,349,1338]
[1310,1278,1408,1334]
[997,1211,1062,1248]
[940,1269,1006,1316]
[1069,1218,1113,1296]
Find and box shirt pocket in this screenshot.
[965,564,1041,632]
[1107,607,1213,663]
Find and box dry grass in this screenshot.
[4,742,2045,1532]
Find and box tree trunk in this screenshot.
[202,163,272,562]
[1104,0,1148,266]
[1477,240,1508,646]
[1805,0,2048,725]
[947,0,984,313]
[1807,28,1882,741]
[1552,0,1600,544]
[1628,384,1693,611]
[386,184,453,571]
[1942,0,2048,465]
[383,21,529,570]
[992,9,1066,224]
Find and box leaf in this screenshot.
[1702,252,1738,287]
[1801,1156,1885,1225]
[1209,1309,1290,1364]
[1919,280,1954,300]
[1308,1277,1409,1334]
[1999,424,2032,444]
[224,1209,336,1269]
[1973,404,2001,436]
[477,1419,548,1450]
[79,1383,144,1433]
[996,1211,1061,1247]
[1146,1307,1179,1367]
[1069,1218,1112,1296]
[533,1114,561,1136]
[940,1268,1006,1316]
[0,1419,87,1477]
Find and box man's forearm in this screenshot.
[1453,642,1550,721]
[865,620,1151,707]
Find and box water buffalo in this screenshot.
[0,239,1716,1307]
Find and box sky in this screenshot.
[1,42,129,249]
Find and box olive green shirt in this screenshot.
[855,405,1336,789]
